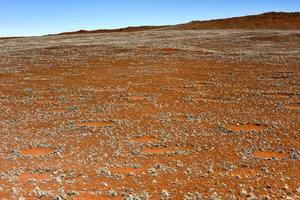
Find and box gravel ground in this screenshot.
[0,30,299,199]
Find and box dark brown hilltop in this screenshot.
[167,12,300,30]
[57,12,300,36]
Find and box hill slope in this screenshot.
[57,26,164,35]
[57,12,300,36]
[168,12,300,30]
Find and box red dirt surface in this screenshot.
[225,124,267,133]
[252,151,288,159]
[0,14,300,199]
[20,147,56,157]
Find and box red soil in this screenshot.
[0,23,299,199]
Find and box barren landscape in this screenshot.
[0,13,300,199]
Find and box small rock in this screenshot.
[147,167,157,177]
[160,189,170,199]
[240,189,247,196]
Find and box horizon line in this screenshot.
[1,11,299,38]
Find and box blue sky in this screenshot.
[0,0,299,36]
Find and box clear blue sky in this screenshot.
[0,0,299,36]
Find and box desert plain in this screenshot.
[0,13,300,200]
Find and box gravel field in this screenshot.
[0,29,299,199]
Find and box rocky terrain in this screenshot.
[0,13,299,200]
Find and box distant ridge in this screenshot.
[56,26,165,36]
[52,12,300,36]
[0,36,25,40]
[166,12,300,30]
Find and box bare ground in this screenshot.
[0,30,299,199]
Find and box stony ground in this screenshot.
[0,30,299,199]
